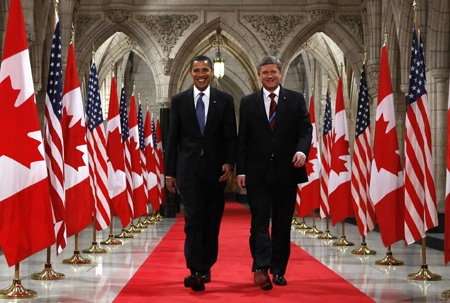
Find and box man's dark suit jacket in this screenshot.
[237,86,312,186]
[165,87,237,190]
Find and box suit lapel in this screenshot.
[185,88,202,134]
[255,89,271,132]
[204,88,217,135]
[274,86,287,131]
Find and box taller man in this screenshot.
[165,55,237,291]
[237,56,312,290]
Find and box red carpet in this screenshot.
[114,202,374,303]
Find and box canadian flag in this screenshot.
[144,111,160,212]
[62,42,91,238]
[444,79,450,264]
[298,94,321,217]
[370,43,404,247]
[0,0,55,266]
[106,75,130,228]
[155,120,166,207]
[128,94,147,218]
[328,76,353,226]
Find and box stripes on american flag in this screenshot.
[319,89,332,218]
[151,118,162,207]
[350,62,375,237]
[404,25,437,245]
[43,13,66,254]
[119,84,134,219]
[86,61,110,231]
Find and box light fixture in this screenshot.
[213,29,225,79]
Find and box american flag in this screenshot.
[155,120,166,206]
[86,61,110,231]
[445,80,450,264]
[43,13,66,254]
[319,90,332,218]
[119,84,134,218]
[351,62,375,237]
[138,99,148,210]
[404,25,437,245]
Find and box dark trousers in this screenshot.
[247,161,297,276]
[178,157,225,275]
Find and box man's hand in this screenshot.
[237,175,246,190]
[292,152,306,168]
[166,177,178,194]
[219,163,232,182]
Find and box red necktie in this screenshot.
[269,93,277,131]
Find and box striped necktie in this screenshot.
[269,93,277,131]
[196,92,205,135]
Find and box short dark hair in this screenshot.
[256,56,282,73]
[190,55,213,70]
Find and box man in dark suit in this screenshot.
[237,56,312,290]
[165,55,237,291]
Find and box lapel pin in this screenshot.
[213,100,217,104]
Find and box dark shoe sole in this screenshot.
[254,271,273,290]
[184,276,205,291]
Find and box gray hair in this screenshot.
[256,56,282,73]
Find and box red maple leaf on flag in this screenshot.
[107,128,125,173]
[331,135,349,175]
[62,108,86,171]
[0,76,43,168]
[373,113,402,175]
[305,144,317,174]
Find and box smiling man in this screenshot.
[237,56,312,290]
[165,55,237,291]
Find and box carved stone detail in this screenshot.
[106,9,132,24]
[366,61,380,97]
[76,14,101,40]
[123,37,137,50]
[160,58,173,76]
[307,10,334,23]
[25,26,35,46]
[339,15,363,44]
[136,14,198,52]
[243,15,303,54]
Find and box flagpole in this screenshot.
[0,263,37,299]
[32,0,66,279]
[352,50,376,255]
[405,1,440,281]
[102,65,124,245]
[332,63,353,247]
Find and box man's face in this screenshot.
[258,64,282,92]
[189,60,213,91]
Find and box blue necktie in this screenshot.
[196,92,205,135]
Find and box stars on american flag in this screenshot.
[119,85,130,142]
[323,91,332,136]
[86,62,103,131]
[47,17,63,119]
[408,27,426,104]
[355,63,369,137]
[138,102,145,151]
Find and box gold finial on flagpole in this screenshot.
[53,0,59,14]
[133,83,136,95]
[364,47,367,63]
[71,23,75,46]
[384,27,388,46]
[339,62,343,77]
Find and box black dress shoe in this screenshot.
[272,275,287,286]
[254,269,273,290]
[184,273,205,291]
[202,270,211,283]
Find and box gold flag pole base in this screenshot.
[82,242,107,253]
[441,290,450,299]
[407,264,442,281]
[296,221,311,230]
[291,217,301,227]
[30,264,66,280]
[115,229,134,238]
[305,225,323,234]
[127,224,141,234]
[100,235,122,245]
[317,230,337,239]
[0,279,37,299]
[143,216,154,225]
[333,235,354,246]
[375,252,404,266]
[135,219,148,229]
[62,250,92,264]
[155,213,164,221]
[351,242,376,255]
